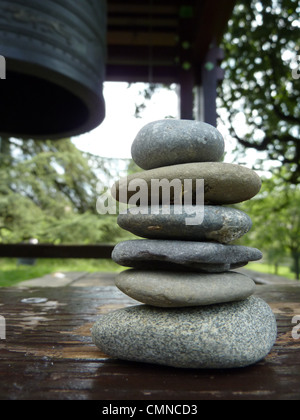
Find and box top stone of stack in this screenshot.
[131,120,225,170]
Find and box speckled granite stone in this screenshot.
[112,240,263,273]
[115,270,256,307]
[91,296,277,369]
[131,120,225,170]
[118,205,252,244]
[112,162,262,205]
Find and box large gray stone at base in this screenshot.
[91,296,277,369]
[118,205,252,244]
[116,270,256,307]
[131,120,225,170]
[112,240,263,273]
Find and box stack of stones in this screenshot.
[92,120,277,369]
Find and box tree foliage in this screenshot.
[0,137,132,245]
[239,172,300,280]
[220,0,300,183]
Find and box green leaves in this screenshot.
[0,137,133,245]
[220,0,300,183]
[239,171,300,279]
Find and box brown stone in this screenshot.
[112,162,262,205]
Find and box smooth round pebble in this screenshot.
[91,296,277,369]
[115,270,256,307]
[131,120,225,170]
[113,162,262,205]
[118,205,252,244]
[112,240,263,273]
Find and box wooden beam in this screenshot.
[107,46,177,66]
[108,17,178,29]
[193,0,237,65]
[107,31,178,47]
[107,3,179,16]
[106,64,179,84]
[0,244,115,259]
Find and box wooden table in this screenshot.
[0,272,299,400]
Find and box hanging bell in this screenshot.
[0,0,106,140]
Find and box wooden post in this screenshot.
[179,66,195,120]
[179,41,225,125]
[178,4,195,120]
[199,41,225,127]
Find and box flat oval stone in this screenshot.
[118,205,252,244]
[131,120,225,170]
[112,240,263,273]
[91,296,277,369]
[115,270,256,307]
[113,162,262,205]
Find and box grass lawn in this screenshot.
[0,259,298,288]
[247,262,297,281]
[0,258,123,287]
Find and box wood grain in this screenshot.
[0,274,299,400]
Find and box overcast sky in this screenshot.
[72,82,179,160]
[72,81,269,175]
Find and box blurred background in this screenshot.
[0,0,299,285]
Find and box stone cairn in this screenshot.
[92,120,277,369]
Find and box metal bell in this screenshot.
[0,0,107,140]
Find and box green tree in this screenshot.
[0,137,132,245]
[220,0,300,183]
[239,173,300,280]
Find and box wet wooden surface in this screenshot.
[0,272,300,400]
